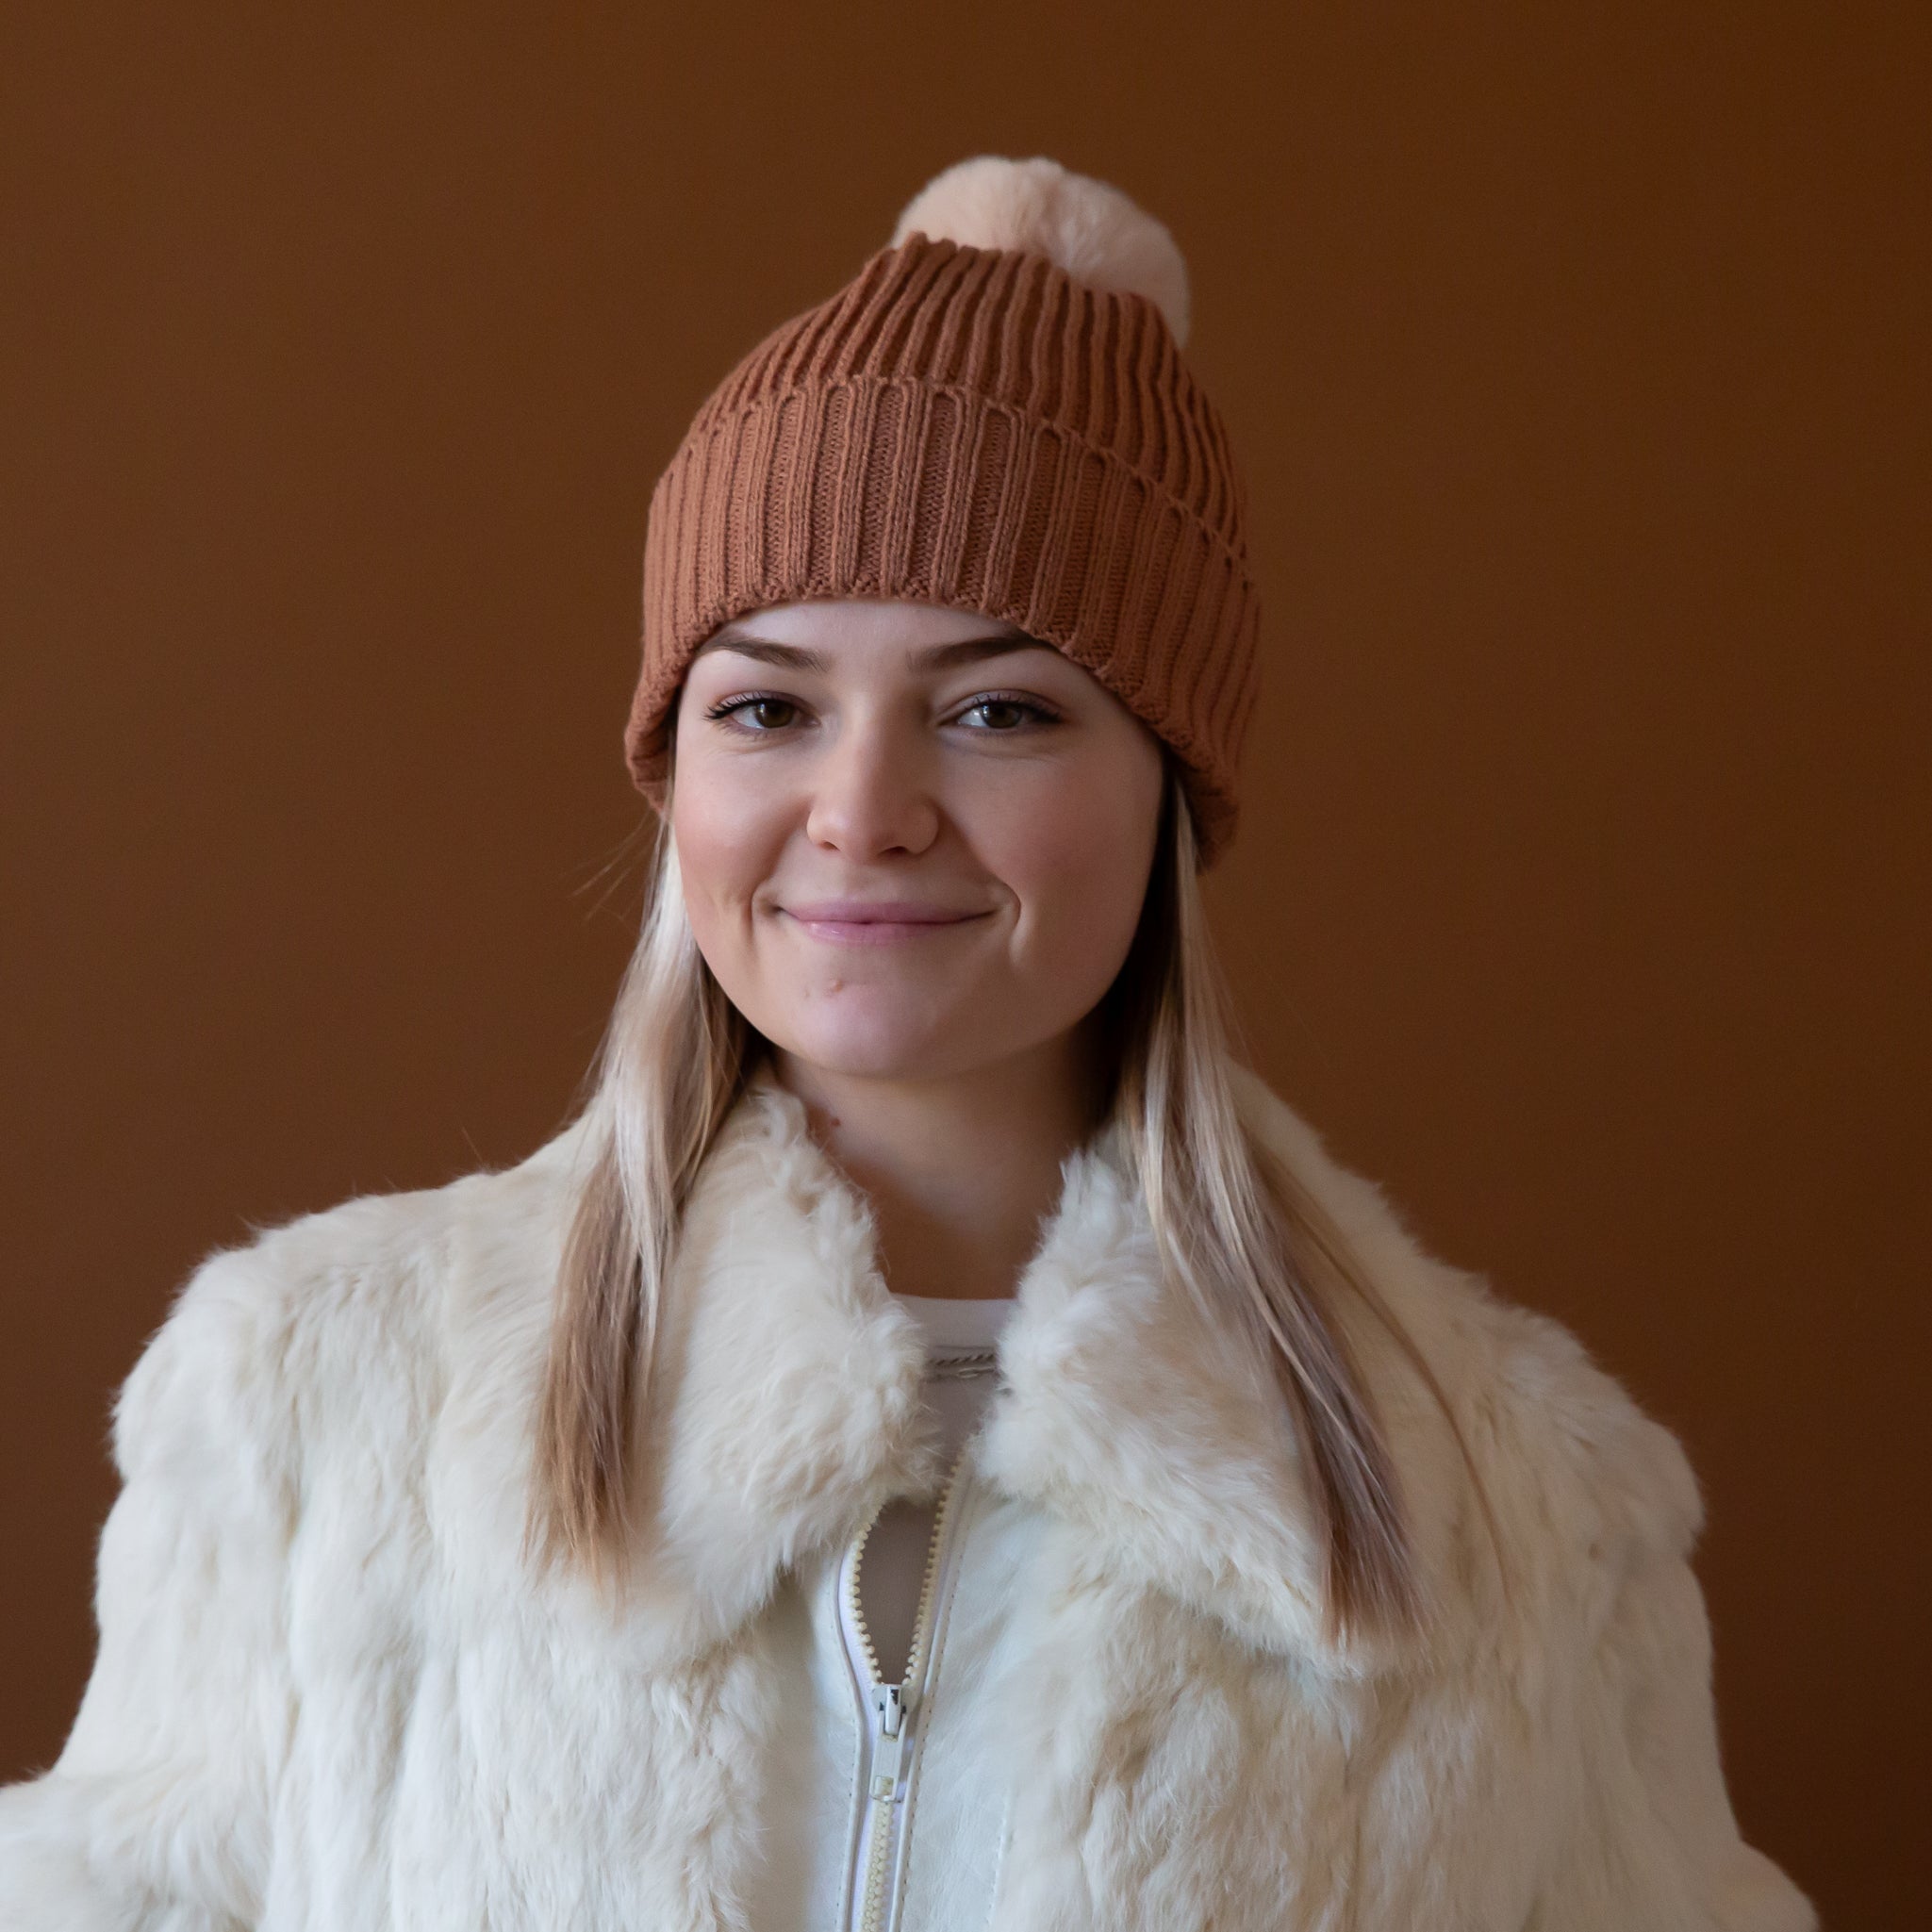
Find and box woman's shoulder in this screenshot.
[112,1113,595,1489]
[1231,1067,1704,1606]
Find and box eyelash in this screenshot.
[701,690,1064,735]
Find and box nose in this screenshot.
[803,714,940,859]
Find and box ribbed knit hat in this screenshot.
[625,156,1260,864]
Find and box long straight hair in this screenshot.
[531,758,1456,1643]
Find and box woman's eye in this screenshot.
[957,695,1058,732]
[706,694,800,732]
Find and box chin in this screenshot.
[769,1006,991,1085]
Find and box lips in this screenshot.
[780,900,989,946]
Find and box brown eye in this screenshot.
[957,694,1059,732]
[704,694,801,732]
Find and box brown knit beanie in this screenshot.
[624,156,1260,864]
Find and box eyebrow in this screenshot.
[688,632,1047,674]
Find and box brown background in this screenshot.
[2,5,1925,1924]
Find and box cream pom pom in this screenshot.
[890,156,1192,348]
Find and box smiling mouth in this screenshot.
[778,904,991,947]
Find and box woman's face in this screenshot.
[670,599,1165,1084]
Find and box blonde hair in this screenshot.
[531,758,1453,1643]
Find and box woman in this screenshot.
[0,157,1813,1931]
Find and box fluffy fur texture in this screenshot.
[0,1065,1813,1929]
[890,156,1192,347]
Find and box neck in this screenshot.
[768,1027,1104,1301]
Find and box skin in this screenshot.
[669,597,1165,1304]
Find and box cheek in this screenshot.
[669,745,786,936]
[985,747,1162,989]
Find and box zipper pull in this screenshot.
[869,1683,911,1798]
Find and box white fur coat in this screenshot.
[0,1064,1814,1929]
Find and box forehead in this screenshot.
[704,599,1032,651]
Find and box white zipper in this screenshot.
[842,1449,974,1932]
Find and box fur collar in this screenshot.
[504,1061,1476,1682]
